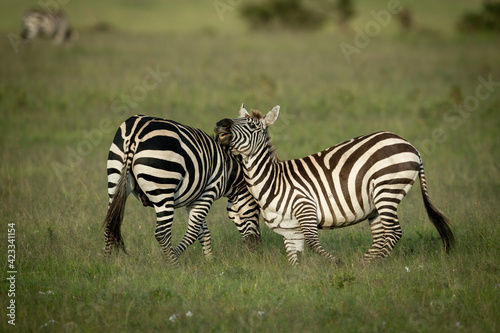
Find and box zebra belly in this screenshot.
[317,202,375,229]
[262,210,301,232]
[260,196,374,231]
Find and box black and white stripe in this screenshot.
[215,105,454,265]
[104,115,260,265]
[21,9,72,44]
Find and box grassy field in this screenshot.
[1,1,499,332]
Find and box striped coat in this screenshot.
[104,115,260,265]
[215,105,454,264]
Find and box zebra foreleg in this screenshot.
[296,209,340,265]
[154,204,179,266]
[226,200,261,252]
[282,232,305,265]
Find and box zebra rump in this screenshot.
[104,115,261,266]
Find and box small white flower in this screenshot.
[455,322,461,327]
[39,291,46,295]
[40,319,57,328]
[257,311,265,316]
[169,314,178,322]
[219,271,225,276]
[47,290,54,295]
[186,311,193,317]
[405,266,410,272]
[418,265,424,269]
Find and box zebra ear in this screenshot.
[264,105,280,127]
[239,104,249,118]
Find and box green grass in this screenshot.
[1,1,499,332]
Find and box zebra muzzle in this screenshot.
[214,120,232,145]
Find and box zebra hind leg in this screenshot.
[173,203,212,260]
[196,221,213,260]
[104,225,113,259]
[376,202,403,258]
[363,213,386,263]
[154,204,179,266]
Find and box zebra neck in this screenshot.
[242,142,279,186]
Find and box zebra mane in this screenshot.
[249,110,279,162]
[250,110,264,119]
[266,135,280,163]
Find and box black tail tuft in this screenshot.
[422,191,455,252]
[103,167,129,254]
[419,163,455,253]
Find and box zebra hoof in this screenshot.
[243,234,261,252]
[331,257,343,266]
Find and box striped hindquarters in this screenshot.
[105,115,261,262]
[107,115,219,207]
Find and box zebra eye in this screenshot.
[249,122,257,129]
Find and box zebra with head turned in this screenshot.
[104,115,261,266]
[21,9,72,44]
[214,105,454,265]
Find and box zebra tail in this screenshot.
[418,163,455,253]
[103,166,129,254]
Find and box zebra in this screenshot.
[104,115,261,266]
[21,9,72,44]
[214,105,455,265]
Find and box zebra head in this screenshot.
[215,104,280,158]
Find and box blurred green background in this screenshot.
[1,1,499,332]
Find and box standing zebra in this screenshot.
[215,105,454,265]
[21,9,72,44]
[104,115,260,265]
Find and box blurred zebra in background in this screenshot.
[21,9,72,44]
[215,105,454,265]
[104,115,261,266]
